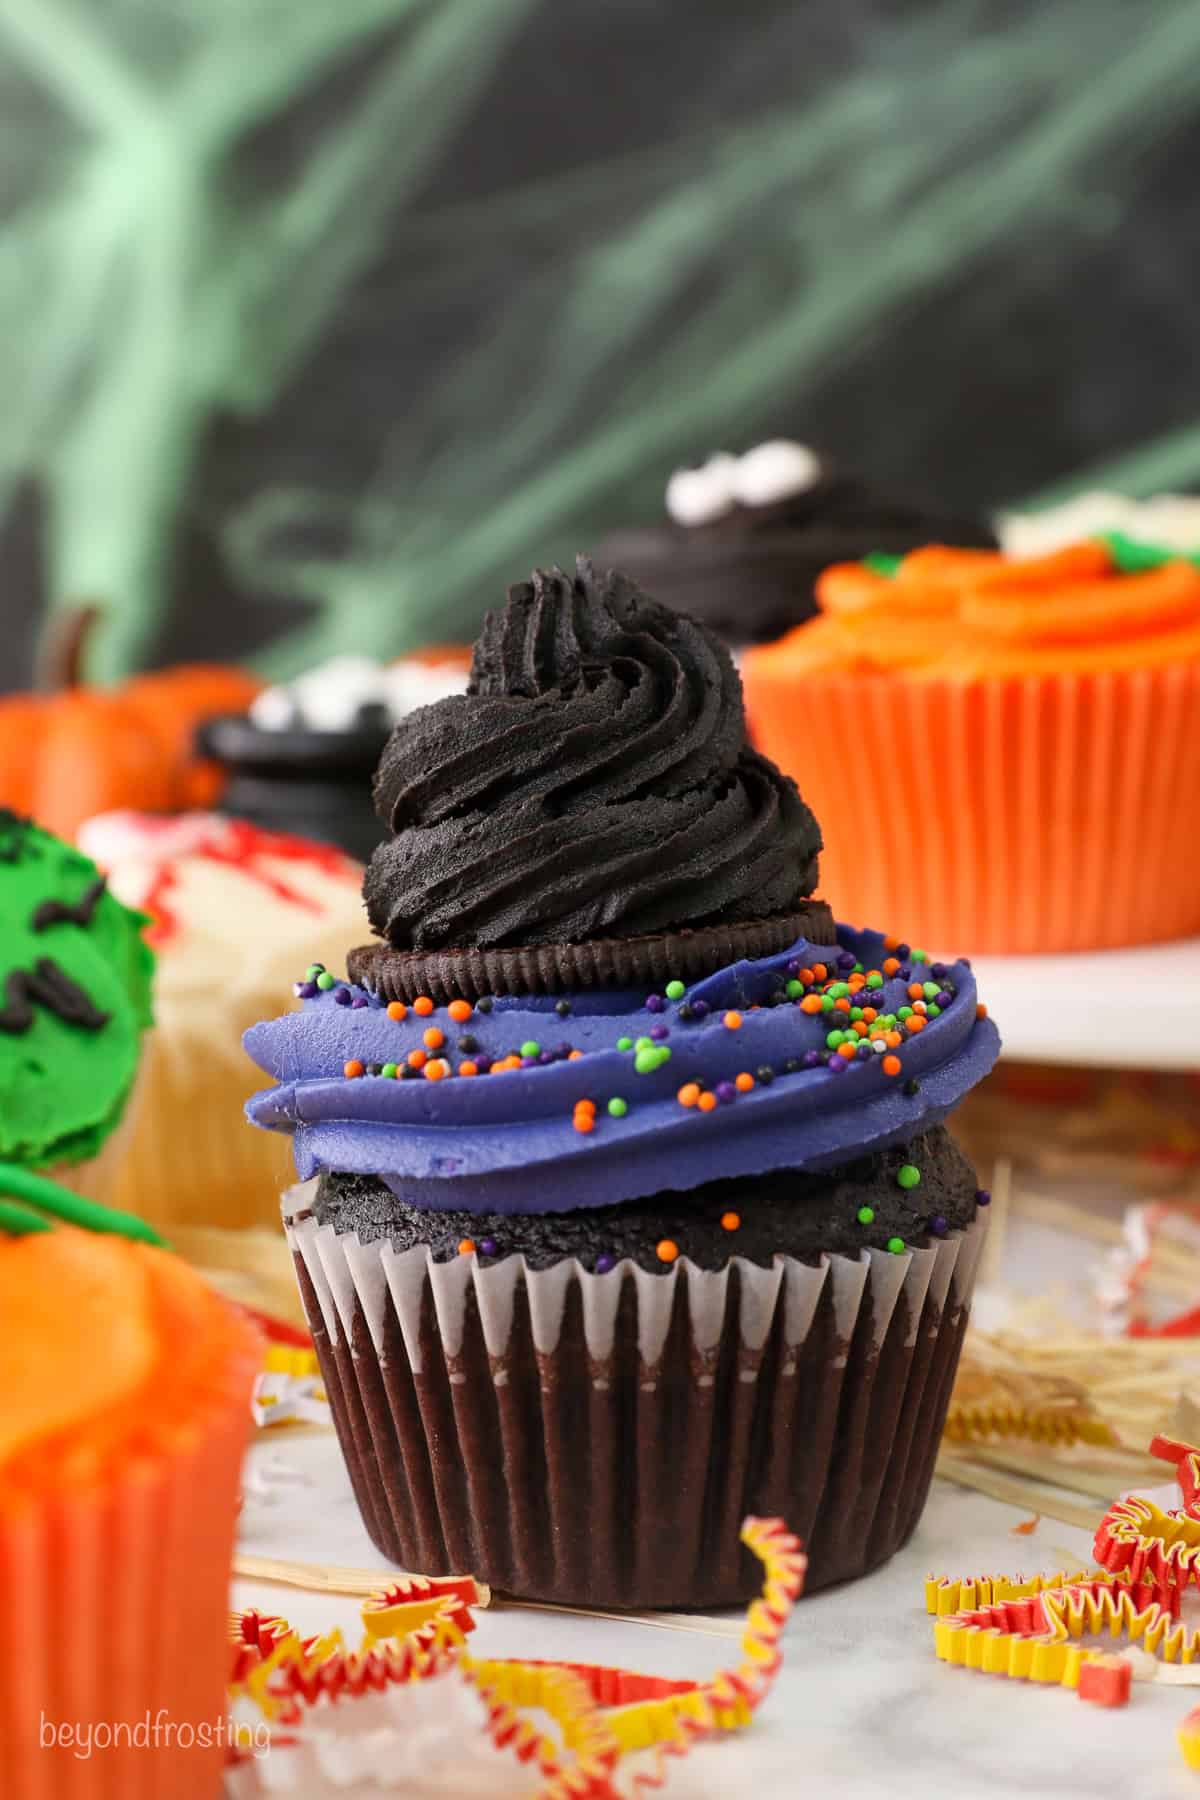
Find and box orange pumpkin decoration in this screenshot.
[0,608,262,841]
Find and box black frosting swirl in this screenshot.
[365,558,821,950]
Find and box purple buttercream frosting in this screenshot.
[243,926,999,1216]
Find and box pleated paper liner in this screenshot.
[742,663,1200,954]
[284,1185,986,1608]
[1,1242,260,1800]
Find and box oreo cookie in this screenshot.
[347,901,837,1002]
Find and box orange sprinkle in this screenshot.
[720,1211,740,1232]
[976,1002,988,1019]
[811,963,827,982]
[574,1098,597,1117]
[423,1026,445,1050]
[406,1048,427,1069]
[882,1054,902,1076]
[343,1059,364,1079]
[837,1042,857,1060]
[568,1049,584,1061]
[655,1239,679,1264]
[423,1058,450,1081]
[413,996,435,1017]
[882,957,900,977]
[906,1015,926,1034]
[883,934,900,951]
[573,1113,595,1134]
[834,997,851,1014]
[723,1010,743,1030]
[386,1001,408,1022]
[861,1008,877,1024]
[734,1072,754,1093]
[799,967,814,985]
[459,1060,479,1077]
[913,1000,927,1013]
[677,1083,701,1108]
[885,1030,902,1048]
[447,999,472,1022]
[800,995,823,1015]
[848,975,866,991]
[852,1020,868,1037]
[697,1091,718,1112]
[907,983,924,1001]
[457,1238,476,1257]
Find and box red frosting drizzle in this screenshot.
[133,819,357,948]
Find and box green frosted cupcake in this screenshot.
[0,811,153,1193]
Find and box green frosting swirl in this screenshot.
[0,813,154,1169]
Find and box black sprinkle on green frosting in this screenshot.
[309,1126,978,1273]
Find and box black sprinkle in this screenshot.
[400,1063,422,1079]
[903,1078,921,1096]
[476,997,494,1013]
[783,1057,800,1073]
[366,1062,383,1077]
[554,999,571,1017]
[755,1065,775,1084]
[677,1003,695,1022]
[457,1034,478,1053]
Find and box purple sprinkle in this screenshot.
[351,995,369,1009]
[786,958,801,977]
[826,1055,847,1075]
[538,1050,555,1064]
[936,990,953,1008]
[297,980,318,999]
[837,951,857,973]
[521,1054,539,1068]
[930,962,948,979]
[691,999,709,1020]
[898,966,911,982]
[595,1254,615,1274]
[645,994,665,1014]
[801,1049,822,1068]
[479,1237,497,1257]
[556,1042,574,1058]
[649,1023,670,1041]
[474,1055,493,1072]
[333,987,352,1006]
[930,1215,948,1236]
[715,1080,737,1103]
[975,1188,991,1207]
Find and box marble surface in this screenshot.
[234,1430,1200,1798]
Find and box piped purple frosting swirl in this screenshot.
[244,926,999,1216]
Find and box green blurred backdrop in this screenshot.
[2,0,1199,686]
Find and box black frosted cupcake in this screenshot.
[243,558,999,1606]
[597,440,998,646]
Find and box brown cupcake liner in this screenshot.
[346,901,837,1003]
[284,1186,985,1608]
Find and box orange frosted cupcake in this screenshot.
[0,1171,259,1799]
[741,542,1200,954]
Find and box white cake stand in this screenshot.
[962,936,1200,1070]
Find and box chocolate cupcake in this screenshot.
[200,652,467,861]
[597,440,997,646]
[243,558,999,1606]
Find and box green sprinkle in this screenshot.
[828,981,849,999]
[853,962,864,974]
[887,1237,906,1255]
[862,551,902,577]
[665,980,685,1001]
[316,972,336,990]
[820,995,835,1012]
[912,949,927,963]
[381,1062,398,1079]
[520,1040,541,1059]
[857,1205,875,1225]
[607,1097,628,1117]
[866,972,883,990]
[635,1035,653,1051]
[826,1030,845,1049]
[635,1046,670,1075]
[897,1164,921,1191]
[785,979,803,998]
[849,1007,863,1022]
[898,1005,913,1020]
[926,1003,941,1017]
[616,1036,633,1051]
[922,982,939,1000]
[305,963,325,980]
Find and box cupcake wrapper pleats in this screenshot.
[285,1186,986,1607]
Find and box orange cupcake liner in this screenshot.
[744,662,1200,955]
[1,1245,259,1800]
